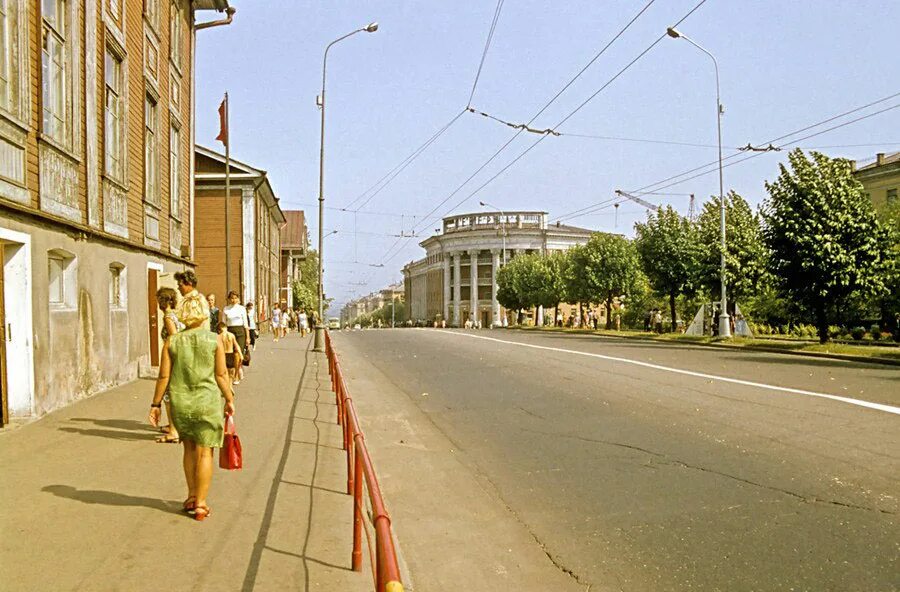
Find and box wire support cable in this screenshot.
[468,0,506,108]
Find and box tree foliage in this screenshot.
[568,233,645,328]
[634,205,699,330]
[696,191,769,305]
[762,149,891,342]
[291,248,332,316]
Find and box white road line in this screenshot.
[431,330,900,416]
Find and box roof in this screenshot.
[194,144,286,225]
[549,222,593,235]
[193,0,230,11]
[855,151,900,173]
[281,211,308,249]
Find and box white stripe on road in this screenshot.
[431,330,900,416]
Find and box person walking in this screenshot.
[149,297,235,522]
[223,291,249,374]
[155,287,184,444]
[174,270,209,330]
[217,322,243,384]
[246,301,258,350]
[298,309,309,337]
[207,294,220,333]
[271,304,282,342]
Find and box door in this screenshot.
[0,247,7,427]
[148,268,159,367]
[481,310,490,328]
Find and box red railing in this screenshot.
[324,330,404,592]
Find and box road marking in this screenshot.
[431,330,900,416]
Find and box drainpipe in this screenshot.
[190,6,236,261]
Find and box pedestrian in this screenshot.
[556,311,562,327]
[281,302,290,338]
[644,310,652,332]
[271,304,282,341]
[298,309,309,337]
[148,296,235,522]
[155,287,184,444]
[246,301,258,350]
[654,309,664,334]
[224,291,250,377]
[207,294,220,333]
[217,321,243,385]
[174,270,209,330]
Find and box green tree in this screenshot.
[634,205,700,331]
[696,191,769,309]
[496,259,527,324]
[875,198,900,336]
[762,149,891,343]
[291,248,333,315]
[568,233,645,328]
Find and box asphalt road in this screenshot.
[333,328,900,592]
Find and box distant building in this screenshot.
[0,0,232,425]
[341,282,404,324]
[852,151,899,211]
[193,145,285,330]
[402,211,593,327]
[280,210,308,308]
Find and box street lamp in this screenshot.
[666,26,730,338]
[314,22,379,352]
[478,200,506,265]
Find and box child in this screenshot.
[218,321,243,385]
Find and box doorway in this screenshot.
[0,228,35,424]
[148,268,159,367]
[481,310,490,328]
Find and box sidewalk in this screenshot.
[0,334,372,592]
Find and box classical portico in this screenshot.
[402,211,593,326]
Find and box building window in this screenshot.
[169,121,180,218]
[144,92,159,206]
[107,0,122,21]
[104,48,125,181]
[888,188,898,205]
[42,0,67,141]
[48,249,76,309]
[109,263,126,309]
[144,0,158,30]
[169,1,182,72]
[0,0,9,110]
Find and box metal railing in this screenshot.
[324,330,404,592]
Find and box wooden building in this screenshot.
[0,0,233,426]
[193,145,285,330]
[280,210,307,309]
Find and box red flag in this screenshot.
[215,96,228,147]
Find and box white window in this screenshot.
[144,93,159,206]
[109,263,126,309]
[104,48,125,180]
[42,0,67,141]
[48,249,76,309]
[0,0,9,110]
[144,0,158,30]
[108,0,121,21]
[169,1,182,71]
[169,121,180,217]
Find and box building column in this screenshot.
[442,253,451,322]
[491,249,501,327]
[452,252,461,326]
[469,249,479,325]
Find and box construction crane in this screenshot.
[614,189,660,212]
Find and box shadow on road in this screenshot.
[42,484,181,514]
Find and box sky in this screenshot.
[195,1,900,311]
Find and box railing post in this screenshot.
[351,445,363,571]
[346,425,355,494]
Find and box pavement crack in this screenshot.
[516,405,545,420]
[661,460,895,515]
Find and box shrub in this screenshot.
[850,326,866,340]
[828,325,843,339]
[870,324,882,340]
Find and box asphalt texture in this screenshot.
[332,328,900,592]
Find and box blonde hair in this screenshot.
[177,292,209,329]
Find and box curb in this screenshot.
[504,327,900,368]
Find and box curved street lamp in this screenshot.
[666,26,730,338]
[314,22,378,351]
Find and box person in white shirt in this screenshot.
[298,310,309,337]
[246,301,259,350]
[223,291,250,382]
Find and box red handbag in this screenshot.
[220,413,243,470]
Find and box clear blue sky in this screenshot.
[195,1,900,311]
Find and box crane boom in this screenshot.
[615,189,660,212]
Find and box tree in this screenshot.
[695,191,769,309]
[544,250,571,323]
[762,149,891,343]
[634,205,700,331]
[496,259,527,324]
[291,248,332,315]
[568,233,645,328]
[874,198,900,336]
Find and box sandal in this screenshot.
[156,433,180,444]
[158,425,171,433]
[193,505,211,521]
[182,496,197,513]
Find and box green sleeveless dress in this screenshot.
[167,328,225,448]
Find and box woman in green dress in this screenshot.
[149,296,235,521]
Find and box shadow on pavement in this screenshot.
[68,417,157,431]
[42,484,181,514]
[57,426,157,441]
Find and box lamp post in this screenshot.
[478,200,506,265]
[666,26,730,338]
[314,22,378,352]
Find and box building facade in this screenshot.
[402,211,593,327]
[0,0,231,426]
[853,151,900,212]
[280,210,307,308]
[193,145,285,331]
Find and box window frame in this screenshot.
[109,262,126,310]
[169,0,182,75]
[41,0,67,143]
[168,118,180,220]
[143,90,159,207]
[103,44,126,183]
[47,249,76,310]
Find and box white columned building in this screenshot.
[402,211,593,327]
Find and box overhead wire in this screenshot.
[468,0,506,108]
